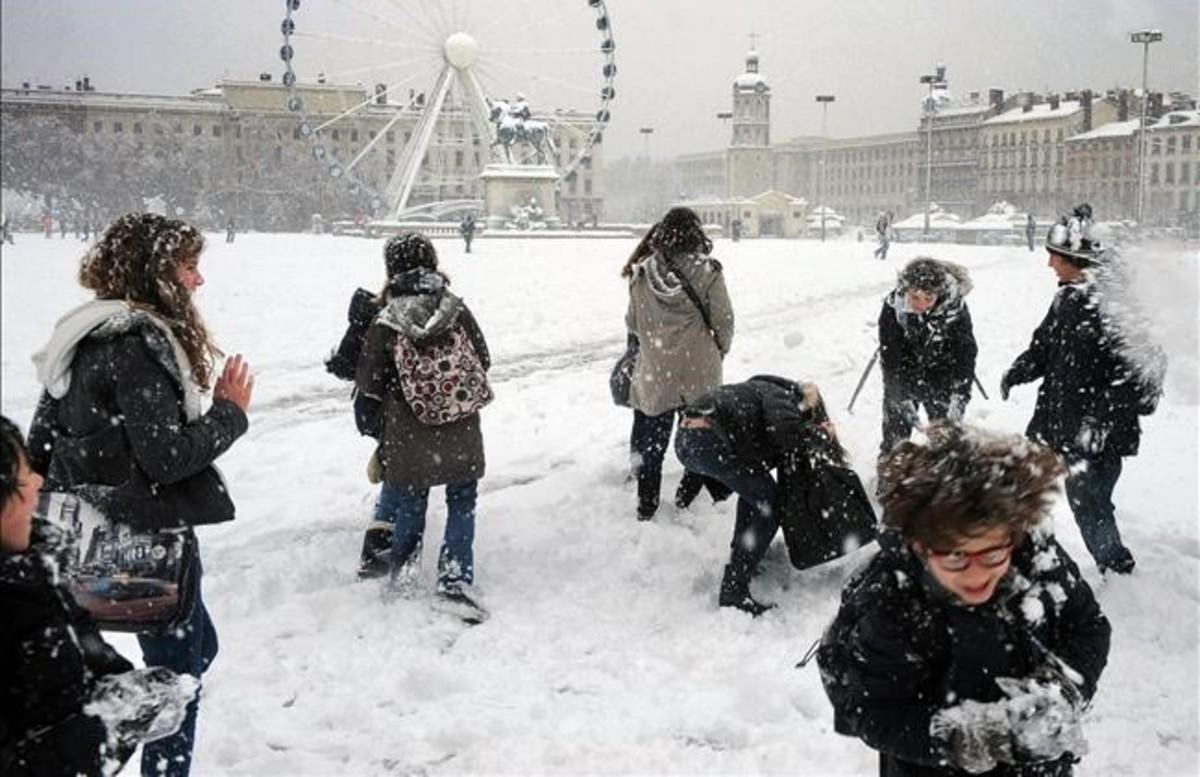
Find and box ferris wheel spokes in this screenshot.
[310,64,440,135]
[384,65,457,218]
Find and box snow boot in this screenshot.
[356,521,394,580]
[718,563,775,617]
[387,540,423,597]
[432,584,489,625]
[637,474,660,521]
[673,473,704,510]
[1099,547,1136,576]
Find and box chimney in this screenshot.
[1118,89,1130,121]
[1022,92,1034,113]
[374,83,387,105]
[1048,94,1060,110]
[317,72,326,85]
[1081,89,1093,132]
[21,81,30,91]
[82,75,92,91]
[259,72,272,82]
[75,79,83,92]
[969,91,980,102]
[988,88,1004,116]
[1064,90,1078,102]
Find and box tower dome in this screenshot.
[734,49,768,93]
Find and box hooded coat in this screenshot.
[879,260,978,401]
[0,553,134,776]
[817,532,1111,777]
[357,269,490,489]
[26,301,246,530]
[625,251,734,417]
[1005,279,1158,458]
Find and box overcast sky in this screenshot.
[2,1,1196,162]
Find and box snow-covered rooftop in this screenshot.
[984,100,1082,125]
[1070,119,1140,141]
[1149,110,1200,130]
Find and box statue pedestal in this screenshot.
[479,163,561,229]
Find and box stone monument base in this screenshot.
[479,163,561,229]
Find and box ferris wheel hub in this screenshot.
[444,32,478,69]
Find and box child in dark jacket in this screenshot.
[0,416,194,776]
[818,422,1110,776]
[878,257,978,456]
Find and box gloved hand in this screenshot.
[86,667,200,753]
[996,675,1087,762]
[931,701,1014,774]
[999,370,1013,401]
[367,448,384,484]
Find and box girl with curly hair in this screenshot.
[28,213,253,777]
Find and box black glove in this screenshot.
[999,370,1013,401]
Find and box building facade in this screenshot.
[0,77,603,229]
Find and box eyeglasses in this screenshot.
[927,541,1014,572]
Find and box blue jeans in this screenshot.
[630,409,722,514]
[376,480,478,589]
[1065,453,1130,569]
[137,547,217,777]
[675,426,780,574]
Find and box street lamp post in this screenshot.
[638,126,654,221]
[816,95,835,242]
[716,111,733,230]
[1130,29,1162,224]
[918,73,941,238]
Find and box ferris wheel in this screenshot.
[277,0,616,220]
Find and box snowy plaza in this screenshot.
[2,233,1196,775]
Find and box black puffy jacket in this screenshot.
[27,313,247,530]
[1006,281,1159,458]
[0,554,134,776]
[817,533,1111,777]
[879,290,978,400]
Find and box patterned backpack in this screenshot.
[394,322,493,425]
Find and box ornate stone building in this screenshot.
[0,77,603,228]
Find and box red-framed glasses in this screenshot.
[927,541,1014,572]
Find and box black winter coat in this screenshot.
[817,533,1111,777]
[879,291,978,400]
[1006,281,1156,458]
[0,554,134,776]
[28,314,247,530]
[685,375,827,471]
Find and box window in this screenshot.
[369,130,376,140]
[193,125,202,136]
[174,122,183,134]
[1182,162,1191,184]
[93,121,102,133]
[1165,163,1174,184]
[331,129,340,140]
[454,150,463,168]
[1166,137,1176,155]
[213,125,222,138]
[584,179,592,195]
[293,127,301,140]
[113,121,123,133]
[387,131,395,143]
[350,129,358,142]
[235,126,242,138]
[133,122,143,134]
[1183,135,1192,152]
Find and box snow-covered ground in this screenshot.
[2,233,1197,776]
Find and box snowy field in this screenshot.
[1,233,1197,776]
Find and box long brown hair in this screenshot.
[621,223,658,278]
[79,213,220,389]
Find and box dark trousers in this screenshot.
[630,409,724,514]
[137,551,217,777]
[879,381,961,456]
[675,426,779,574]
[1065,453,1131,569]
[874,236,890,260]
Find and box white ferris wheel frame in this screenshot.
[278,0,616,220]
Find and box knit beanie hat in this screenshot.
[384,232,437,277]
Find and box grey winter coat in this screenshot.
[625,251,734,417]
[356,271,489,489]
